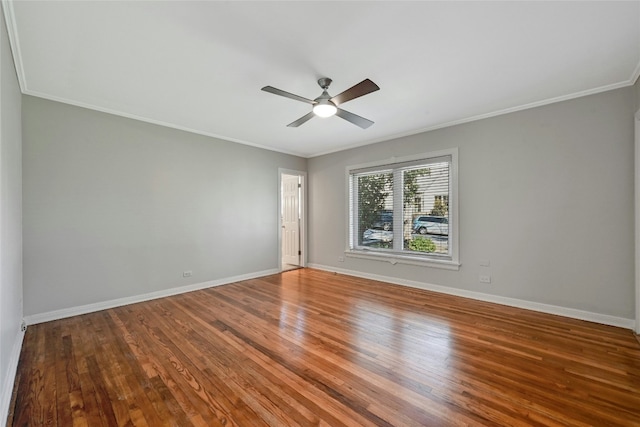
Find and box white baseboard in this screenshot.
[22,263,636,329]
[24,268,279,325]
[1,329,25,426]
[307,263,635,330]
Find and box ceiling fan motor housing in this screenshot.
[317,77,332,90]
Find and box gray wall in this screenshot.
[0,5,23,422]
[23,96,306,316]
[308,87,635,319]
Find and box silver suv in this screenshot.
[413,216,448,235]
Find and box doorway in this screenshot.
[279,169,306,272]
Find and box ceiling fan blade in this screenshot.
[335,108,374,129]
[261,86,315,104]
[330,79,380,106]
[287,111,315,127]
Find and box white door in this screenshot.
[282,175,300,266]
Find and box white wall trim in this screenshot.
[630,59,640,87]
[22,89,309,158]
[4,0,638,164]
[307,264,635,330]
[0,329,25,426]
[635,110,640,334]
[24,268,279,325]
[1,0,26,91]
[310,80,637,158]
[344,250,460,270]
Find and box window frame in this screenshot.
[345,148,460,270]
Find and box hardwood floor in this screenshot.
[8,268,640,426]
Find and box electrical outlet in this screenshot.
[20,320,26,332]
[338,256,345,262]
[183,270,192,278]
[479,275,491,284]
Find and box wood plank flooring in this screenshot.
[8,268,640,426]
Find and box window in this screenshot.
[346,149,459,269]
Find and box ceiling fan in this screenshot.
[261,77,380,129]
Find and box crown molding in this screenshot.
[310,78,639,158]
[5,0,639,160]
[631,59,640,86]
[23,88,309,158]
[1,0,26,91]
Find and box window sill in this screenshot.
[344,250,460,271]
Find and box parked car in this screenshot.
[363,228,393,242]
[372,210,393,231]
[413,216,448,235]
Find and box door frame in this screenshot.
[635,110,640,334]
[278,168,307,272]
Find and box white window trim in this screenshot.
[345,148,460,270]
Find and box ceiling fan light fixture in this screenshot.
[313,100,337,118]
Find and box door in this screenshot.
[282,174,300,267]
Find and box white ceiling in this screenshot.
[4,1,640,158]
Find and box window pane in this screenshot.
[357,172,393,249]
[403,162,449,254]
